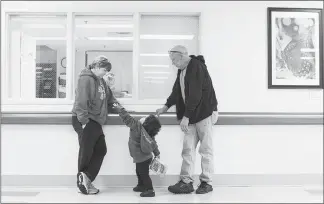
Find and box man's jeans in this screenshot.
[180,111,218,184]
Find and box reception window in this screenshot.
[2,12,199,112]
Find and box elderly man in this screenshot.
[156,45,218,194]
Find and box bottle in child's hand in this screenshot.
[149,157,167,176]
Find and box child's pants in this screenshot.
[136,158,153,190]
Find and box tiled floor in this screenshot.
[1,186,323,203]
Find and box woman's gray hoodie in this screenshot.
[72,68,118,125]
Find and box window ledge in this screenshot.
[1,112,322,125]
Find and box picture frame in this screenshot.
[267,7,323,89]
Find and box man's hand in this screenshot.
[155,154,160,160]
[156,105,168,116]
[212,111,219,125]
[180,117,189,132]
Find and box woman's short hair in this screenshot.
[88,55,111,70]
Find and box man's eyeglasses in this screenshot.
[168,50,184,55]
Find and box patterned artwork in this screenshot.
[268,8,323,89]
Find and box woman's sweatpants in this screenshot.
[72,116,107,182]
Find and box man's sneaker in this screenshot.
[140,189,155,197]
[88,182,100,195]
[133,185,146,192]
[77,172,90,194]
[196,181,213,194]
[168,180,194,194]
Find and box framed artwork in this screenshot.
[267,7,323,89]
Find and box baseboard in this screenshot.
[1,174,323,187]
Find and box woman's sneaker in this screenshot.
[77,172,90,195]
[88,182,100,195]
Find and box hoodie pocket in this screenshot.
[91,92,104,113]
[87,100,98,113]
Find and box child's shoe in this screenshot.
[133,185,145,192]
[140,189,155,197]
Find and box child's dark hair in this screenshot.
[189,55,205,64]
[142,114,161,138]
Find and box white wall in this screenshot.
[1,1,323,185]
[2,1,323,112]
[1,125,323,175]
[198,1,323,113]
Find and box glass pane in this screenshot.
[139,15,199,100]
[74,15,133,98]
[8,14,67,99]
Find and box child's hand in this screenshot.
[112,103,124,112]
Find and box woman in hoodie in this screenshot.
[71,55,119,195]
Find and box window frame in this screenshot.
[2,12,75,106]
[1,10,200,113]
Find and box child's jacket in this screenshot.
[119,108,160,163]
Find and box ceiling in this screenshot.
[10,15,197,52]
[11,15,134,51]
